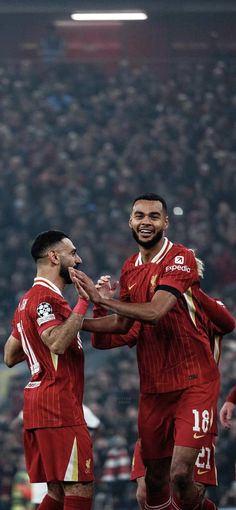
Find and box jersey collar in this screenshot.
[33,277,62,296]
[135,237,173,266]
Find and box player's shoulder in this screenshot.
[169,243,196,262]
[121,253,138,272]
[24,283,67,315]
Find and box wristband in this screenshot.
[73,298,89,316]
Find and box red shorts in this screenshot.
[24,425,93,483]
[130,437,217,486]
[131,439,145,481]
[138,379,219,459]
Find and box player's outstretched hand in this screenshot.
[69,268,89,300]
[95,275,119,299]
[219,401,234,429]
[69,269,101,304]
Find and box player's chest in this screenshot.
[126,265,162,301]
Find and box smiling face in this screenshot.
[129,199,169,249]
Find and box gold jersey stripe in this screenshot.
[213,335,220,365]
[183,288,197,327]
[64,437,78,481]
[50,352,59,370]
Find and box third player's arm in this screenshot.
[199,289,235,334]
[82,313,132,334]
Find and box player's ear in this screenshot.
[128,216,133,229]
[48,249,60,265]
[164,215,169,230]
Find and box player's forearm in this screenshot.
[91,332,117,349]
[95,297,157,322]
[82,314,130,333]
[4,350,25,368]
[42,313,84,354]
[4,336,25,367]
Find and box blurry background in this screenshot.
[0,0,236,508]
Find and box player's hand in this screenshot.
[69,269,101,304]
[95,275,119,299]
[69,268,89,300]
[219,401,234,429]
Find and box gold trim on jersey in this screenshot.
[135,237,173,266]
[213,335,220,365]
[50,352,59,370]
[183,288,197,327]
[64,438,78,481]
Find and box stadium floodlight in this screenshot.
[173,207,184,216]
[71,12,148,21]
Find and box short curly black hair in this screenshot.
[31,230,69,262]
[132,194,167,213]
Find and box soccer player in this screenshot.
[91,275,235,510]
[4,231,92,510]
[70,193,229,510]
[220,386,236,429]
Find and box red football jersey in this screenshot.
[119,238,219,393]
[226,386,236,404]
[11,277,85,429]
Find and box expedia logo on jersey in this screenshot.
[165,256,191,274]
[37,302,56,325]
[175,256,184,264]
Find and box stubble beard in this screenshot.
[131,228,164,249]
[59,262,80,285]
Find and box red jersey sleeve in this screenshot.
[11,309,21,341]
[30,293,70,336]
[226,386,236,404]
[157,248,199,295]
[198,289,235,335]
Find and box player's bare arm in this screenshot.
[4,335,25,367]
[72,270,177,324]
[41,310,85,354]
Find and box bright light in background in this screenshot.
[173,207,184,216]
[71,12,148,22]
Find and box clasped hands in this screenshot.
[69,268,118,303]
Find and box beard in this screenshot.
[59,262,80,284]
[131,228,164,249]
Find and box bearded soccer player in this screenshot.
[70,194,225,510]
[89,273,235,510]
[4,231,93,510]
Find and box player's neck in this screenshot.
[139,238,165,263]
[36,270,65,292]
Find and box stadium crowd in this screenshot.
[0,57,236,508]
